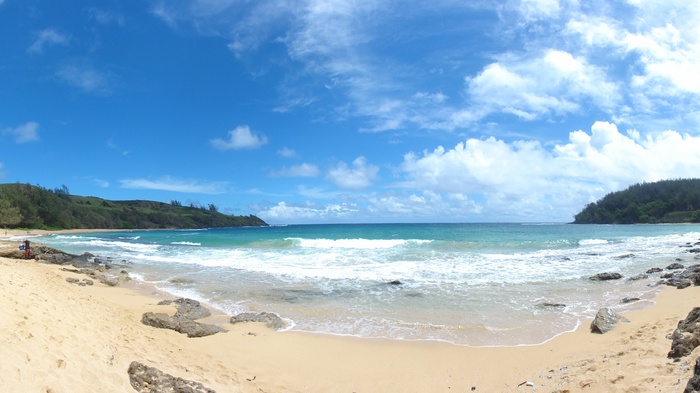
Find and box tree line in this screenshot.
[0,183,267,230]
[573,178,700,224]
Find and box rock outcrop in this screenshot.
[141,298,225,338]
[230,312,286,330]
[669,307,700,358]
[127,361,216,393]
[684,357,700,393]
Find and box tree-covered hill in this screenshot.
[0,183,267,230]
[573,179,700,224]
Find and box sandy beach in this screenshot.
[1,229,699,392]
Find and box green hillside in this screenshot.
[0,183,267,230]
[573,179,700,224]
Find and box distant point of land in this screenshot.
[0,183,267,230]
[573,179,700,224]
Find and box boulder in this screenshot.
[669,308,700,358]
[590,308,629,334]
[231,312,286,330]
[646,267,663,274]
[667,263,686,270]
[589,272,623,281]
[127,361,216,393]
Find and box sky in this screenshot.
[1,0,700,224]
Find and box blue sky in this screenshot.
[1,0,700,224]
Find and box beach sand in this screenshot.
[0,230,698,392]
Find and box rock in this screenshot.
[669,308,700,358]
[589,272,623,281]
[627,274,649,281]
[621,297,640,303]
[66,277,80,284]
[686,357,700,393]
[141,298,225,338]
[667,263,686,270]
[387,279,403,285]
[141,312,225,338]
[689,248,700,253]
[646,267,663,274]
[173,298,211,320]
[538,302,566,308]
[662,278,693,289]
[127,361,216,393]
[590,308,629,334]
[615,254,635,259]
[231,312,286,330]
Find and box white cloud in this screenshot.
[28,29,69,54]
[465,50,619,121]
[274,163,320,178]
[326,156,379,189]
[277,147,298,158]
[514,0,563,21]
[2,122,40,143]
[210,125,268,150]
[257,201,359,222]
[56,63,110,93]
[398,121,700,219]
[119,176,228,194]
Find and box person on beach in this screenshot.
[24,239,31,259]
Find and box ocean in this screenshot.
[34,223,700,347]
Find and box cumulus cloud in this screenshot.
[27,29,69,54]
[326,156,379,189]
[120,176,228,194]
[210,125,268,150]
[257,201,359,222]
[2,122,40,143]
[465,50,619,121]
[398,121,700,219]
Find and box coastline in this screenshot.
[1,232,699,392]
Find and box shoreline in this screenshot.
[1,234,699,391]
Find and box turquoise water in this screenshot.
[36,223,700,346]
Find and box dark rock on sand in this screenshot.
[590,308,629,334]
[669,308,700,358]
[684,357,700,393]
[33,246,77,264]
[141,298,224,338]
[621,297,640,303]
[589,272,623,281]
[172,298,212,320]
[127,361,216,393]
[141,312,225,338]
[231,312,286,330]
